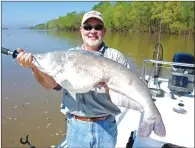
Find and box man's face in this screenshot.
[80,18,106,48]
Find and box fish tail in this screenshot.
[138,121,154,137]
[138,118,166,137]
[154,119,166,137]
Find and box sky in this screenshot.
[2,1,100,28]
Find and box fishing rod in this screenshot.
[1,47,19,58]
[1,47,43,69]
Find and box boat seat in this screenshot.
[168,53,195,95]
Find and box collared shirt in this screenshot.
[60,42,130,117]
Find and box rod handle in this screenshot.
[1,47,19,58]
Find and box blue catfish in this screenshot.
[32,49,166,137]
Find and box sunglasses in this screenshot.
[82,24,104,31]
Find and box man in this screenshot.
[17,10,130,148]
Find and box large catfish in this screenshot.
[32,49,166,137]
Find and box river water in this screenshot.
[1,29,194,147]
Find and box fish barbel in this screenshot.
[32,49,166,137]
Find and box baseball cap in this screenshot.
[81,10,104,25]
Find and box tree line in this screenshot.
[30,2,194,35]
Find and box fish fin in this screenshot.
[108,90,144,113]
[154,119,166,137]
[138,120,154,137]
[138,116,166,137]
[126,99,144,113]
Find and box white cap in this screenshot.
[81,10,104,25]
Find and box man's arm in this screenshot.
[115,51,130,69]
[31,66,59,89]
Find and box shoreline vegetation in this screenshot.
[30,2,193,35]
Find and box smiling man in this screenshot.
[80,11,105,49]
[16,10,130,148]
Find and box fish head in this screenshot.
[32,51,67,75]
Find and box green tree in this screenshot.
[30,1,194,35]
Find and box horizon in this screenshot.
[2,1,100,28]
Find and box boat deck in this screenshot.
[115,76,194,147]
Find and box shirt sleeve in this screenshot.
[115,51,130,69]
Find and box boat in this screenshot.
[115,52,194,148]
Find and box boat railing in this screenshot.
[141,59,195,83]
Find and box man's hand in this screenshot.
[98,82,109,90]
[16,48,34,68]
[96,82,110,98]
[16,48,57,89]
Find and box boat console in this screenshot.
[168,53,195,95]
